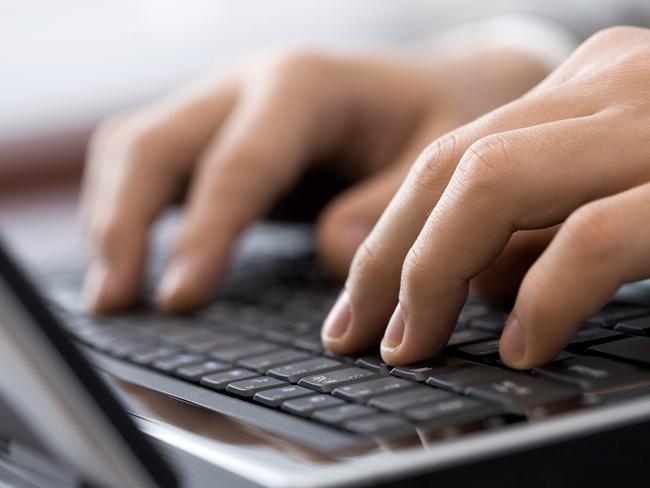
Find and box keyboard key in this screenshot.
[312,404,377,425]
[534,356,650,391]
[200,369,259,391]
[468,312,508,332]
[368,386,452,412]
[585,306,650,328]
[588,336,650,367]
[465,373,580,417]
[152,353,205,372]
[355,355,390,373]
[342,414,415,439]
[566,328,625,351]
[210,341,278,362]
[175,360,231,381]
[267,357,343,383]
[291,334,324,353]
[425,364,511,393]
[282,394,345,416]
[390,357,467,382]
[409,397,509,439]
[129,345,178,365]
[179,332,242,353]
[226,377,288,399]
[298,368,377,393]
[253,385,315,407]
[332,376,414,402]
[457,340,500,362]
[405,395,492,423]
[447,329,496,348]
[615,316,650,336]
[237,349,312,373]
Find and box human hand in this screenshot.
[323,26,650,369]
[81,47,546,313]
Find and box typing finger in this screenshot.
[501,182,650,368]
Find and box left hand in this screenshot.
[322,26,650,369]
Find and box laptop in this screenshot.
[1,221,650,488]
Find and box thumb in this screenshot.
[316,163,409,280]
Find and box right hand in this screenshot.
[81,48,547,314]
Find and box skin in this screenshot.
[81,46,547,313]
[323,26,650,369]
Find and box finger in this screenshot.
[326,88,597,356]
[315,162,409,281]
[156,82,322,312]
[383,112,648,365]
[500,182,650,368]
[470,226,559,303]
[82,77,238,313]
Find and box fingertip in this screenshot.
[155,256,215,313]
[83,259,139,314]
[499,313,529,369]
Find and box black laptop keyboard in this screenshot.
[39,224,650,445]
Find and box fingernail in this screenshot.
[500,314,525,366]
[322,291,351,340]
[157,257,191,304]
[83,259,111,312]
[381,304,405,352]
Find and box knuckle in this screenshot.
[401,245,429,293]
[587,26,644,45]
[408,132,460,193]
[348,237,384,285]
[264,48,328,82]
[562,203,621,260]
[454,134,514,193]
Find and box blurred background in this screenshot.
[1,0,648,260]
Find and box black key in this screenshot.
[152,353,205,372]
[585,306,650,328]
[291,334,324,353]
[447,329,495,348]
[282,394,345,417]
[180,332,242,353]
[465,373,580,417]
[267,357,343,383]
[405,395,491,422]
[237,349,312,373]
[312,404,377,425]
[210,341,278,362]
[409,397,509,439]
[200,369,259,391]
[425,364,511,393]
[566,328,625,351]
[104,338,155,358]
[468,311,508,332]
[226,377,288,399]
[298,368,377,393]
[390,357,467,382]
[175,360,231,381]
[332,376,414,403]
[615,316,650,336]
[533,356,650,398]
[342,414,415,439]
[457,340,500,362]
[368,386,452,412]
[129,345,177,365]
[355,355,390,373]
[253,385,315,407]
[588,336,650,367]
